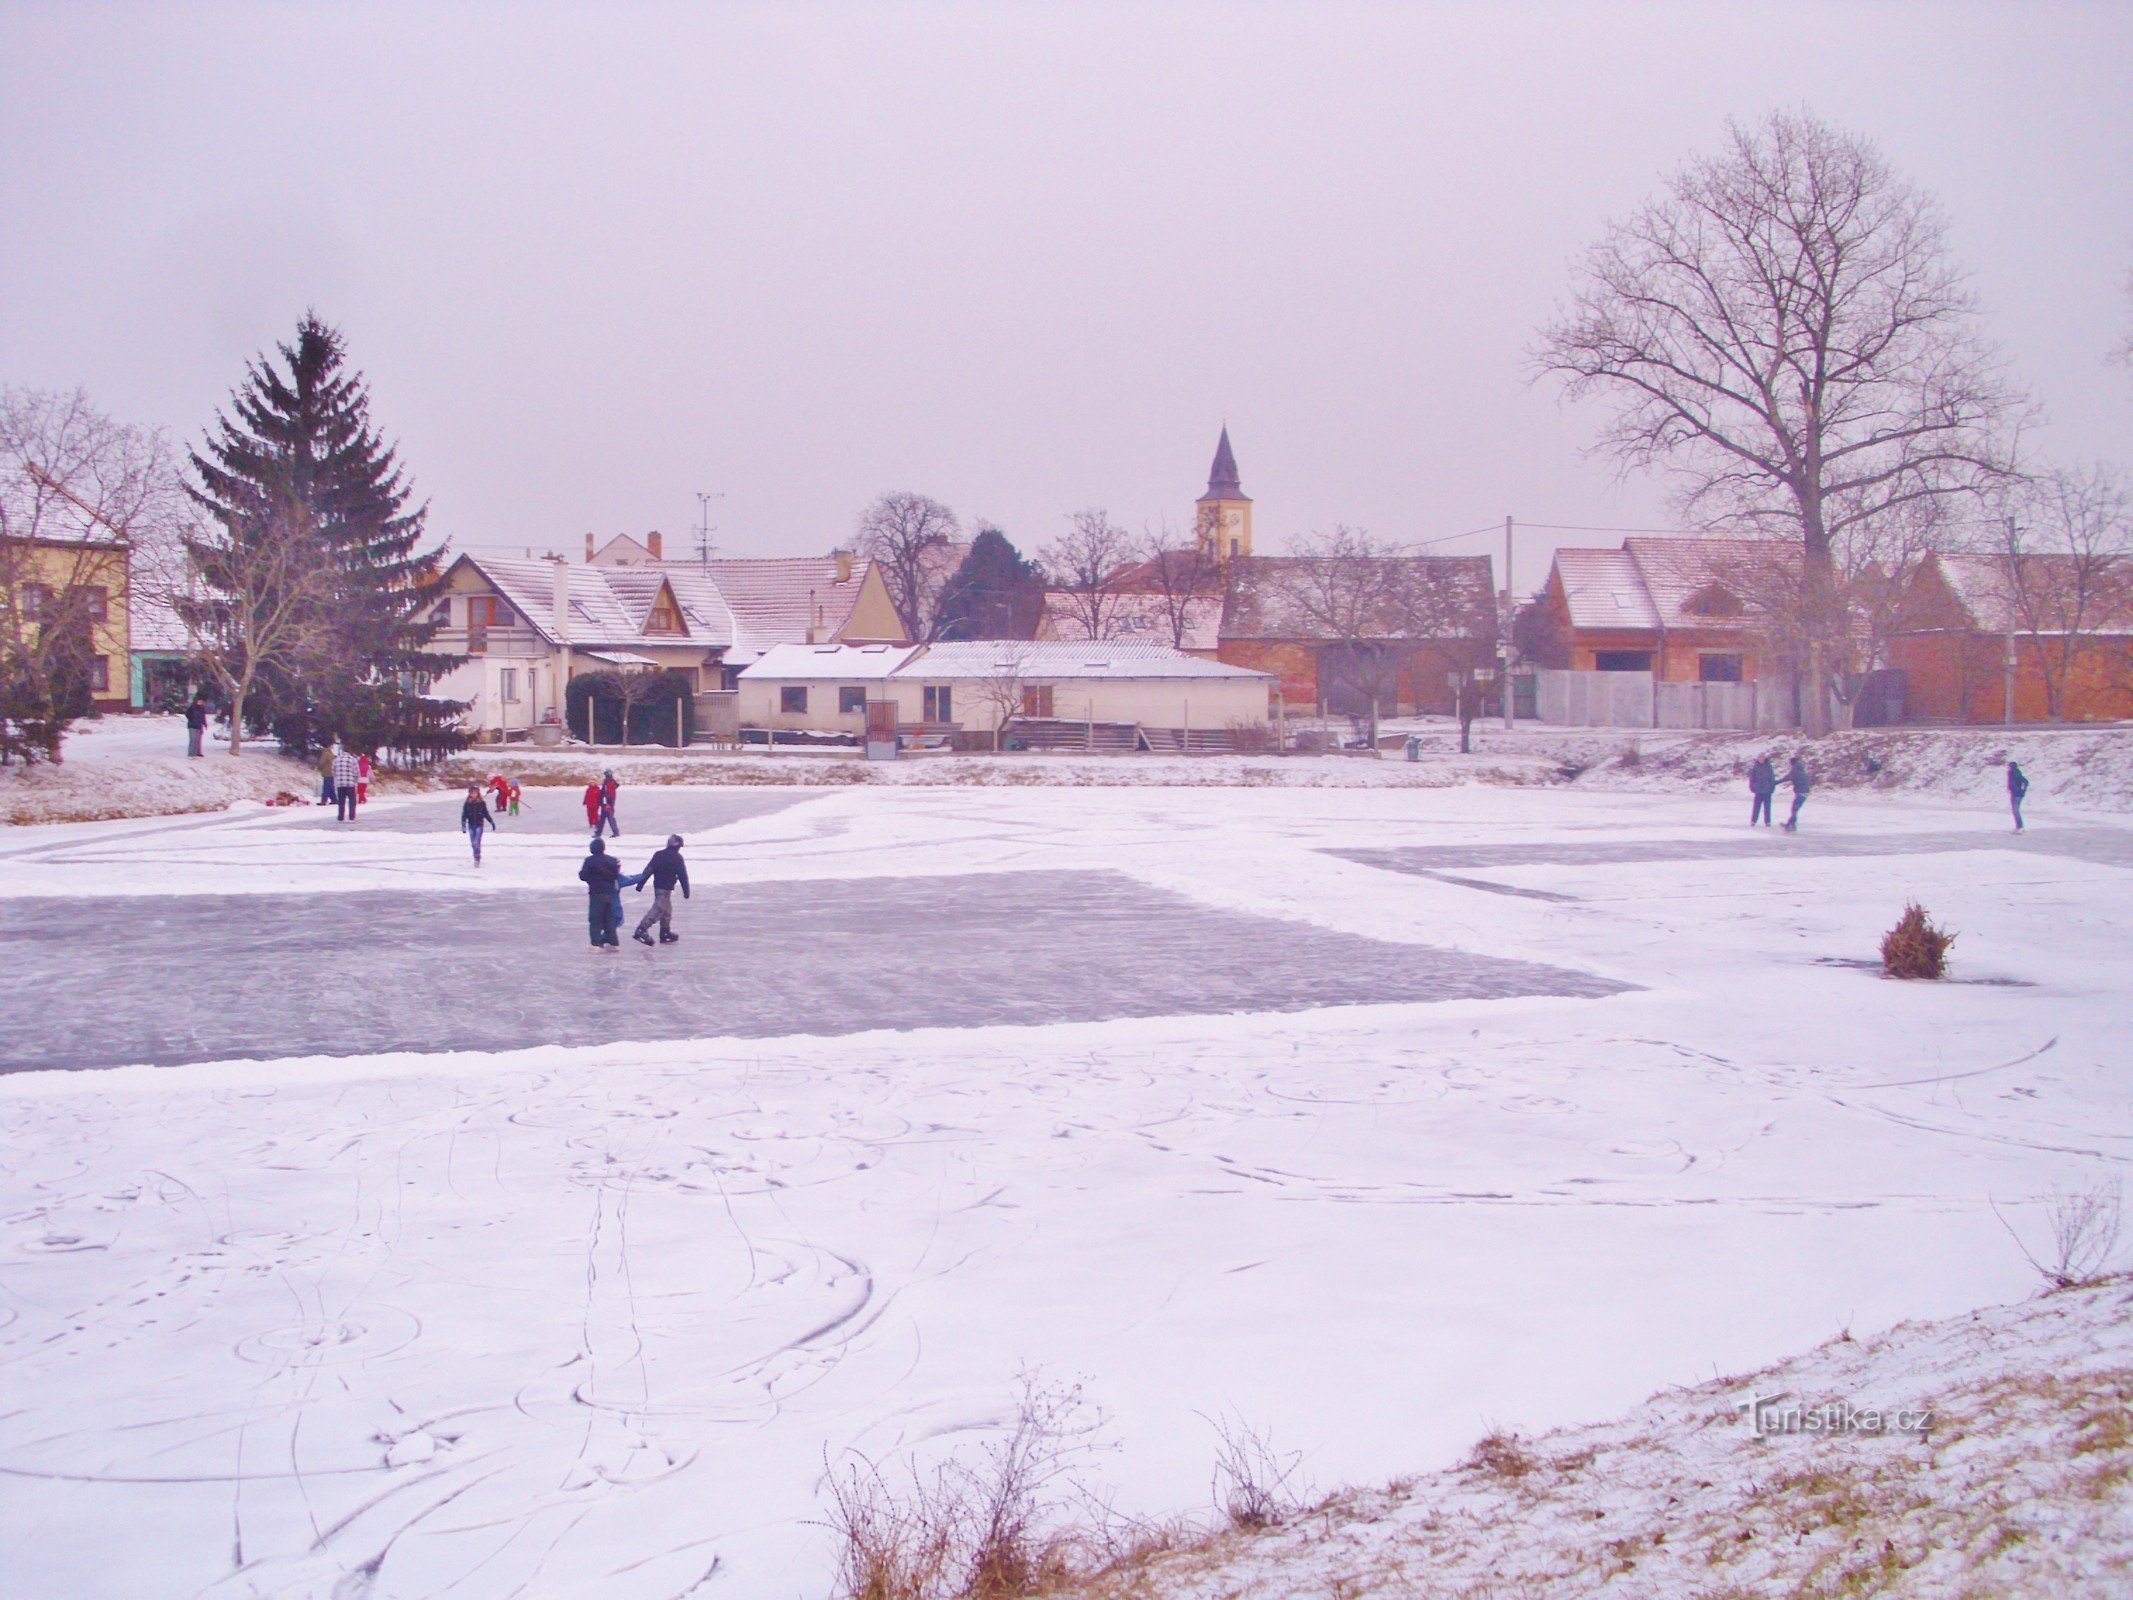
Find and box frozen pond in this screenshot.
[0,868,1626,1072]
[284,785,811,836]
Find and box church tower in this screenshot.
[1195,426,1253,563]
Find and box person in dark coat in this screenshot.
[597,769,621,837]
[630,834,690,946]
[1747,755,1777,827]
[184,696,209,758]
[331,745,362,822]
[1782,752,1813,832]
[578,837,624,950]
[460,784,496,866]
[2007,760,2029,833]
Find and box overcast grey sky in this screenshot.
[2,2,2127,589]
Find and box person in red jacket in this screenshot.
[582,780,603,835]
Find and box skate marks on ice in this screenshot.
[0,1075,904,1598]
[0,869,1628,1073]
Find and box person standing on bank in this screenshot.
[461,784,495,866]
[630,835,690,946]
[1782,751,1813,832]
[2007,759,2029,833]
[578,837,624,951]
[318,743,337,806]
[598,769,620,837]
[185,695,209,758]
[1748,754,1777,827]
[332,744,362,821]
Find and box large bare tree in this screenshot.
[855,491,961,642]
[179,497,335,754]
[1130,524,1224,650]
[1537,109,2023,732]
[1040,509,1137,642]
[1,388,187,761]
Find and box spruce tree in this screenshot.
[187,313,465,759]
[934,524,1046,640]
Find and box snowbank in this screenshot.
[1064,1277,2133,1599]
[0,714,326,824]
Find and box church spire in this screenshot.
[1203,425,1249,502]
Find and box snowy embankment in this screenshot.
[1064,1277,2133,1600]
[442,724,2133,810]
[0,714,325,824]
[9,718,2129,826]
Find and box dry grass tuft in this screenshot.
[1462,1427,1540,1481]
[1880,902,1956,979]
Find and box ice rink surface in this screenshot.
[1,781,2127,1599]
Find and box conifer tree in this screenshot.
[934,524,1045,640]
[185,313,465,758]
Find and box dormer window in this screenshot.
[645,592,686,635]
[1683,583,1742,618]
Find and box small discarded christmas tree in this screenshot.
[1881,902,1956,979]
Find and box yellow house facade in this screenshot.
[4,533,132,714]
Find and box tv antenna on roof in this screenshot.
[694,492,724,565]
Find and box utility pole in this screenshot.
[2003,515,2018,726]
[1501,514,1516,731]
[694,492,724,566]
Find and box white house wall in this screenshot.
[739,673,1270,732]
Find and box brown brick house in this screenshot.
[1532,538,1793,684]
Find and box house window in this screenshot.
[1698,654,1744,683]
[89,656,110,693]
[467,626,488,655]
[430,601,451,625]
[20,582,50,619]
[1593,650,1653,672]
[468,596,514,628]
[923,685,953,722]
[500,668,520,703]
[80,586,109,623]
[645,596,685,635]
[1021,685,1054,718]
[838,686,867,715]
[781,685,809,714]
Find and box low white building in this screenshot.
[738,640,1276,746]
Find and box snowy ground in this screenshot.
[1,780,2128,1598]
[0,715,329,825]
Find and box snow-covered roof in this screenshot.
[1925,552,2133,636]
[743,643,921,680]
[904,640,1270,681]
[1551,538,1793,633]
[740,640,1270,682]
[703,556,885,662]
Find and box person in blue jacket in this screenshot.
[2007,760,2029,833]
[578,837,624,951]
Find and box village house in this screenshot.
[429,540,905,741]
[738,639,1275,749]
[1,477,132,715]
[1888,551,2133,723]
[1531,537,1787,683]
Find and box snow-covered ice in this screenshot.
[0,780,2127,1597]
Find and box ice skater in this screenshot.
[356,751,372,805]
[578,837,624,951]
[332,744,362,822]
[597,769,620,837]
[461,783,495,866]
[318,744,337,806]
[2007,759,2029,833]
[1781,751,1812,832]
[184,695,208,758]
[629,834,690,946]
[1747,753,1776,827]
[581,780,602,835]
[507,777,522,817]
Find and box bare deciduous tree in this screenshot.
[967,641,1035,752]
[1990,463,2133,721]
[1131,524,1224,651]
[1383,553,1501,752]
[1537,109,2024,733]
[1041,509,1137,643]
[855,491,961,643]
[179,498,335,754]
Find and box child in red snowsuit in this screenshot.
[582,781,602,832]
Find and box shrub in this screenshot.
[1880,902,1956,979]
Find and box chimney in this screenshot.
[647,530,663,560]
[833,548,853,583]
[584,532,595,561]
[551,558,572,645]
